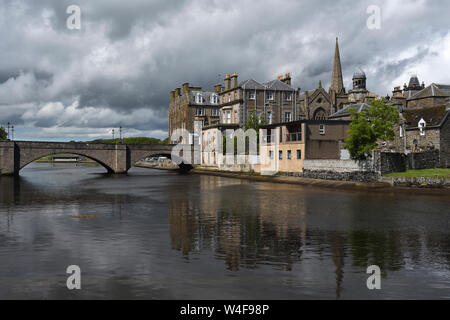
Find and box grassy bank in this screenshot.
[384,169,450,178]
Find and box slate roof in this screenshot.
[328,103,370,119]
[188,91,219,106]
[239,79,266,90]
[408,83,450,100]
[403,105,449,128]
[263,79,295,91]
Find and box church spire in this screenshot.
[330,37,345,94]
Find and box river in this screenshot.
[0,163,449,299]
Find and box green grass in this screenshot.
[384,169,450,178]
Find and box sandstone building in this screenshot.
[169,83,221,143]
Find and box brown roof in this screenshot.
[403,105,449,128]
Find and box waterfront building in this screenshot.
[259,120,351,175]
[169,83,221,143]
[217,73,298,126]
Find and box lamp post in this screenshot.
[7,122,10,140]
[112,129,115,141]
[11,125,14,141]
[119,126,123,143]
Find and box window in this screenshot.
[399,125,403,138]
[287,150,292,160]
[284,112,291,123]
[196,108,205,116]
[319,124,325,135]
[195,93,203,104]
[269,150,274,160]
[297,150,301,160]
[226,111,231,124]
[419,118,426,136]
[267,91,274,100]
[267,111,272,124]
[211,94,218,104]
[228,93,231,102]
[249,91,255,100]
[212,108,219,117]
[279,150,283,160]
[285,92,292,101]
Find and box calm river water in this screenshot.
[0,163,449,299]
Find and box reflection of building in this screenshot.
[169,83,221,143]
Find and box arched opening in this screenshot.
[313,108,327,120]
[20,153,115,174]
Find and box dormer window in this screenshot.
[267,91,274,101]
[211,94,218,104]
[195,93,203,104]
[418,118,426,136]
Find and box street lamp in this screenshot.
[112,129,115,141]
[7,122,10,140]
[119,126,123,143]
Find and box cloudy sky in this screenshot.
[1,0,449,141]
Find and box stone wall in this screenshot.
[299,170,380,182]
[373,151,407,174]
[440,114,450,168]
[407,150,440,170]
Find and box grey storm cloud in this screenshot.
[0,0,449,140]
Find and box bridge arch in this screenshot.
[19,152,115,173]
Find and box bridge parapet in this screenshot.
[0,141,194,175]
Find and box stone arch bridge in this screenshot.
[0,141,194,175]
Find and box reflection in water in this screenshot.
[0,163,450,299]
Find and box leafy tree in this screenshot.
[0,126,7,141]
[245,109,267,132]
[344,98,399,160]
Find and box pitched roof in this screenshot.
[188,91,219,106]
[403,105,449,128]
[408,83,450,100]
[328,103,370,119]
[263,79,294,91]
[239,79,265,90]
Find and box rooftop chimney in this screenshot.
[224,74,231,91]
[231,73,238,88]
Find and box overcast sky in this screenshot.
[0,0,449,141]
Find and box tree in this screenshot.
[245,109,267,132]
[0,126,7,141]
[344,98,399,160]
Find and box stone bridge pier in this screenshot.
[0,141,194,175]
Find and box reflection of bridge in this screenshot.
[0,141,193,175]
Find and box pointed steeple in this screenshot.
[329,37,345,95]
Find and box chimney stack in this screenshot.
[175,88,181,97]
[224,74,231,91]
[182,83,189,95]
[214,84,222,93]
[231,73,238,88]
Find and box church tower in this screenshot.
[329,37,345,95]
